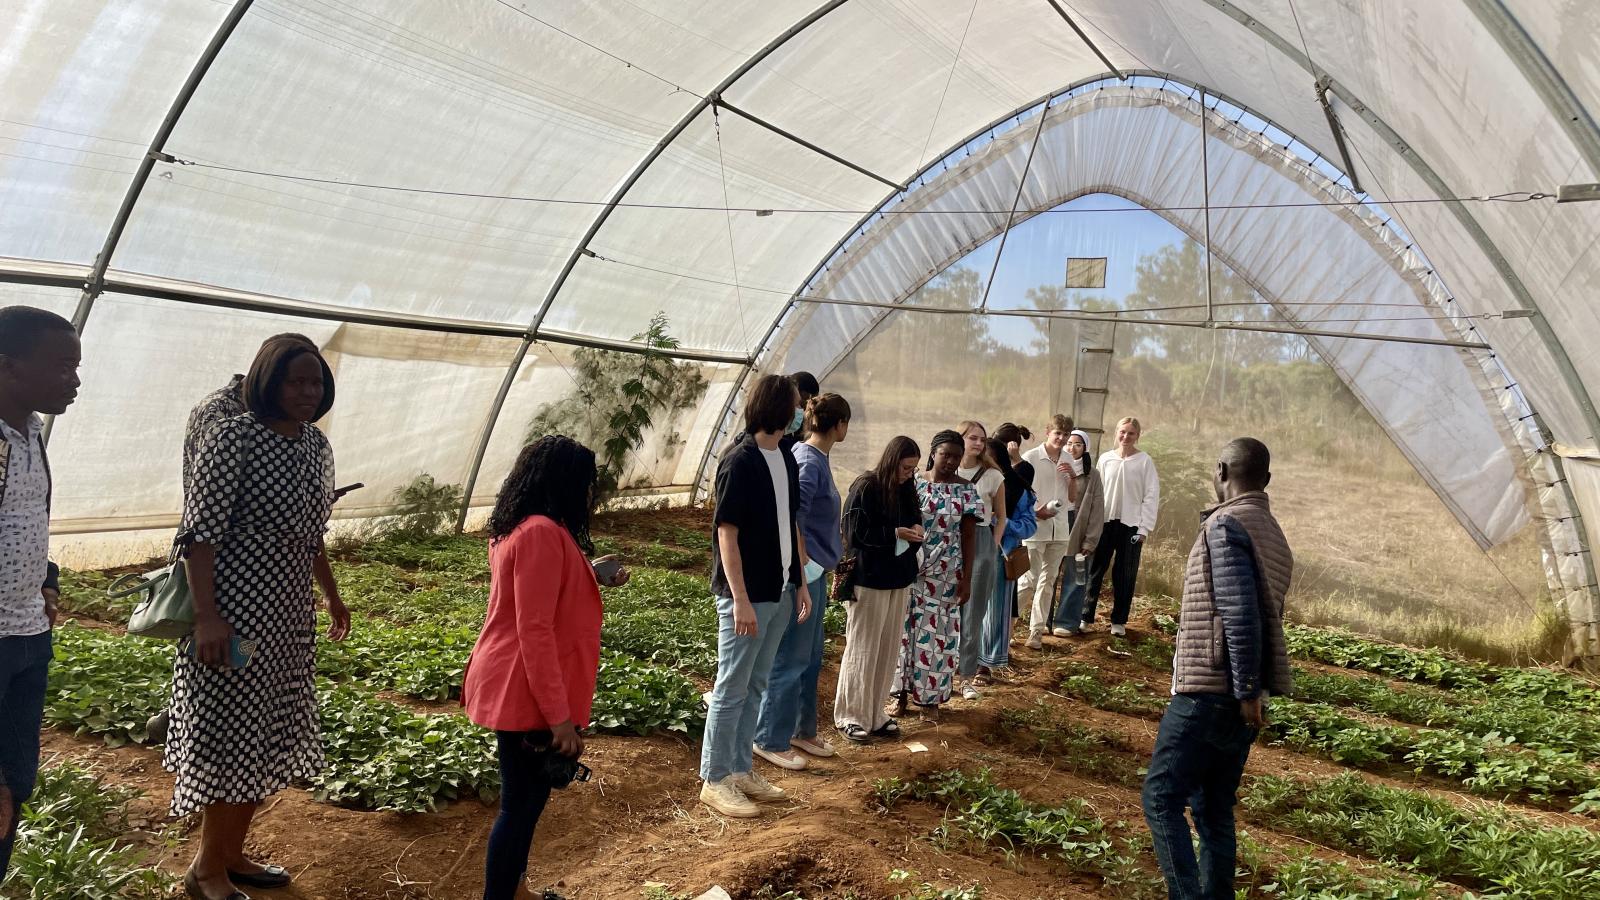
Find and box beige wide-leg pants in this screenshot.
[833,585,911,732]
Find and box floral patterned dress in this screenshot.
[895,477,980,706]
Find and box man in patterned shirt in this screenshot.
[0,307,80,880]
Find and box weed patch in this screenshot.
[2,763,173,899]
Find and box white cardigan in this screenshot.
[1097,449,1160,537]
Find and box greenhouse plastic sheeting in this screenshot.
[3,0,1599,643]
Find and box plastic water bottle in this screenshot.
[1073,553,1088,586]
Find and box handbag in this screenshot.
[830,554,858,603]
[1004,545,1031,581]
[116,419,254,640]
[112,551,194,639]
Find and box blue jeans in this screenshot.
[754,577,828,751]
[1142,692,1258,900]
[1054,555,1089,630]
[700,587,793,782]
[0,631,52,880]
[979,558,1012,669]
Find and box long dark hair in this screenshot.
[858,435,920,517]
[489,435,597,553]
[987,437,1025,494]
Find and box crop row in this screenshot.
[1055,661,1600,813]
[875,768,1447,900]
[1149,613,1600,715]
[1004,700,1600,899]
[1141,618,1600,763]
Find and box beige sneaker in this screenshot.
[1025,634,1043,650]
[792,736,836,758]
[732,770,787,801]
[753,744,808,770]
[700,777,760,817]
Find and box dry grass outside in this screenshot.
[1131,454,1558,666]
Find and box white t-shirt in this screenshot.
[760,446,793,577]
[957,464,1005,526]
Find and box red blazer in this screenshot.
[463,515,602,732]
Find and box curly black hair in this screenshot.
[488,434,597,553]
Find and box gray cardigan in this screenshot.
[1066,468,1106,556]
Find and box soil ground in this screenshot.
[31,507,1595,900]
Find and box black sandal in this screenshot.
[227,865,290,889]
[184,870,250,900]
[871,720,901,737]
[838,723,870,744]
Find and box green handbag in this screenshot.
[112,553,194,639]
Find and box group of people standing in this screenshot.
[696,369,1171,816]
[1,305,1294,900]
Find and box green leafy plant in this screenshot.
[359,474,466,541]
[874,769,1141,883]
[44,623,171,746]
[1242,773,1600,898]
[526,312,708,499]
[3,763,173,899]
[314,682,499,812]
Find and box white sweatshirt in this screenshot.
[1097,449,1160,537]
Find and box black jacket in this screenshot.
[842,475,922,591]
[709,438,803,603]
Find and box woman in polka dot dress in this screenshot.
[166,337,350,900]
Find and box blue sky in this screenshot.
[951,193,1190,350]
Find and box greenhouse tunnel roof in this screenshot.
[4,0,1600,650]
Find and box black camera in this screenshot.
[521,735,592,789]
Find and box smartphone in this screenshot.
[593,558,623,584]
[185,635,258,669]
[333,482,365,501]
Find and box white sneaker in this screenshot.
[1025,634,1043,650]
[1110,624,1127,637]
[700,777,759,817]
[962,682,980,701]
[753,743,808,770]
[1052,627,1078,638]
[791,736,836,758]
[732,770,787,801]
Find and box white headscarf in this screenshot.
[1069,429,1093,475]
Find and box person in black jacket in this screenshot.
[831,436,924,744]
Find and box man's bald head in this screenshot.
[1216,437,1271,499]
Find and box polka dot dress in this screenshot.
[164,413,334,817]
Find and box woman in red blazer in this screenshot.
[463,435,624,900]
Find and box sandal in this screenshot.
[227,865,290,889]
[838,723,871,744]
[871,719,901,737]
[184,870,250,900]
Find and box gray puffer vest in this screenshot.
[1173,492,1294,698]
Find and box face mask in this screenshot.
[790,408,805,434]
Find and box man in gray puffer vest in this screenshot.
[1142,437,1292,900]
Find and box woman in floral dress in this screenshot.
[893,430,979,712]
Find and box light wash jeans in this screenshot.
[699,586,794,782]
[754,576,828,751]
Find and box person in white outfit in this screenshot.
[1020,415,1077,649]
[1082,416,1160,636]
